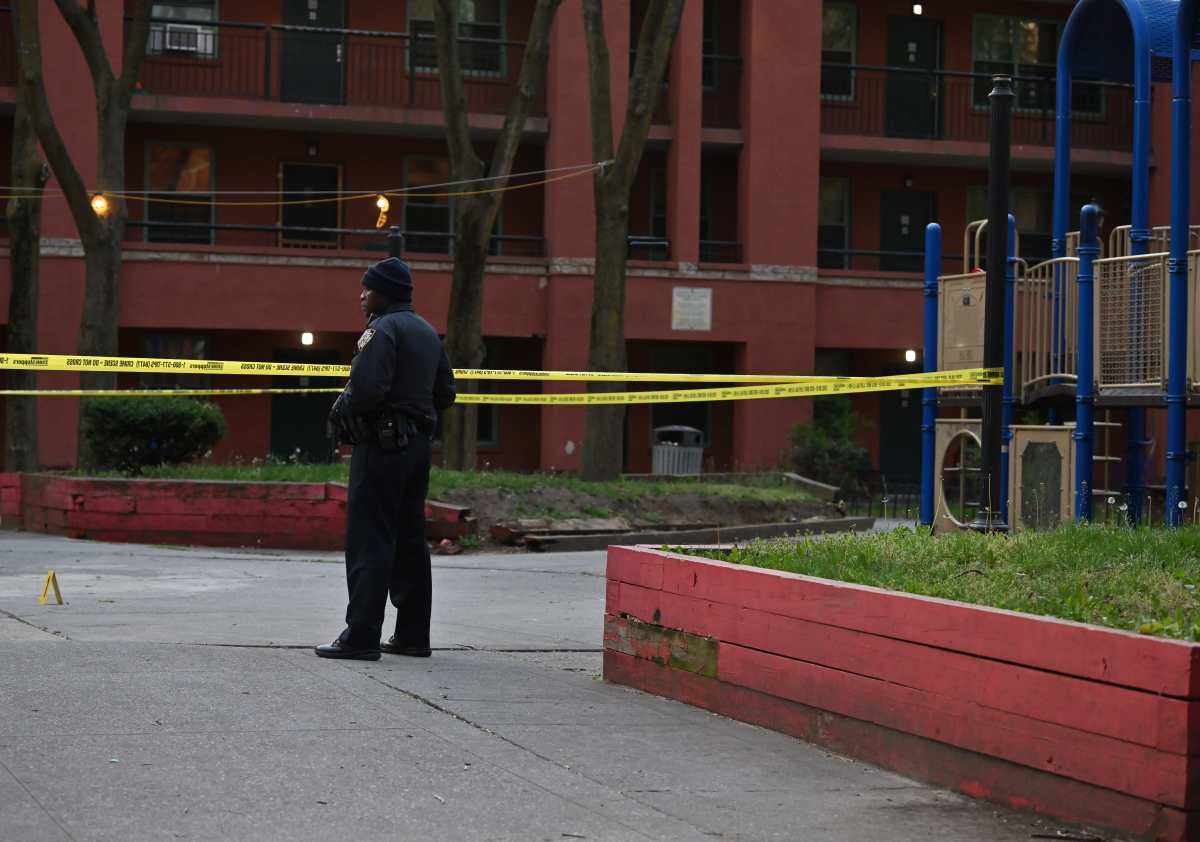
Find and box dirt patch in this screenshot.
[432,485,841,547]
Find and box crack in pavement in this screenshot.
[0,752,78,842]
[356,669,724,841]
[0,608,71,641]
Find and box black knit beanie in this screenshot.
[362,257,414,303]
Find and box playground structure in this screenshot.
[921,0,1200,530]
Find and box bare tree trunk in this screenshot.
[580,197,631,479]
[432,0,561,470]
[580,0,684,480]
[13,0,152,466]
[4,45,49,472]
[440,201,489,472]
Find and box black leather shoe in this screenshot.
[381,636,432,657]
[314,638,381,660]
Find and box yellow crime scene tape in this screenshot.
[0,352,1000,403]
[0,352,995,386]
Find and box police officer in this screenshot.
[316,257,456,660]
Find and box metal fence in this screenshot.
[1015,257,1080,402]
[1095,252,1168,390]
[820,64,1132,152]
[132,18,544,116]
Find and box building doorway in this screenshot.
[270,348,340,463]
[280,0,345,105]
[280,163,341,247]
[877,381,923,488]
[885,16,942,139]
[880,189,935,271]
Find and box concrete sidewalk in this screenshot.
[0,533,1102,841]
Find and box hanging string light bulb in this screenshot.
[90,194,111,218]
[375,195,390,229]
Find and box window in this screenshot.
[141,333,209,388]
[701,0,717,89]
[404,158,453,255]
[145,143,213,244]
[408,0,504,75]
[972,15,1101,114]
[966,185,1056,263]
[148,1,217,58]
[821,3,856,99]
[818,177,849,269]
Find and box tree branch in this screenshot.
[614,0,684,195]
[581,0,615,176]
[14,0,98,242]
[118,0,154,99]
[52,0,113,89]
[479,0,563,227]
[433,0,481,180]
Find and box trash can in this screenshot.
[651,425,704,476]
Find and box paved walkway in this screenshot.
[0,533,1102,841]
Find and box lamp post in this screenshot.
[970,75,1013,534]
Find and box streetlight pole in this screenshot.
[971,75,1013,533]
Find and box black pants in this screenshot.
[342,435,432,647]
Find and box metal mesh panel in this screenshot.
[1096,254,1167,389]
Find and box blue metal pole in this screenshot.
[1125,9,1154,525]
[1166,0,1194,526]
[1001,213,1017,521]
[1075,205,1101,522]
[920,223,942,527]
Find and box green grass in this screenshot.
[688,526,1200,642]
[83,464,815,506]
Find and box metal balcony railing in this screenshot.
[820,64,1132,152]
[131,18,544,116]
[125,220,545,258]
[818,247,965,274]
[699,240,742,263]
[627,236,670,261]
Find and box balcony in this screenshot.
[124,220,545,259]
[130,18,543,117]
[820,65,1132,157]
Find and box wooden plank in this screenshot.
[603,614,718,677]
[604,650,1199,842]
[608,580,1196,755]
[607,546,665,590]
[534,518,873,552]
[616,547,1200,698]
[717,641,1197,808]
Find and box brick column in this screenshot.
[667,0,702,265]
[737,0,821,269]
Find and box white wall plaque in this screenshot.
[672,287,713,332]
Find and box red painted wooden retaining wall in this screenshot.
[604,546,1200,842]
[14,474,347,550]
[0,472,21,528]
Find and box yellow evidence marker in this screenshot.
[38,571,63,605]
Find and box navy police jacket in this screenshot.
[335,302,456,430]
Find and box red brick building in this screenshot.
[0,0,1176,483]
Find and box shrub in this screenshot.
[788,396,871,498]
[81,396,228,474]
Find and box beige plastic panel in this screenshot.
[938,274,986,373]
[932,418,981,535]
[1008,425,1074,531]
